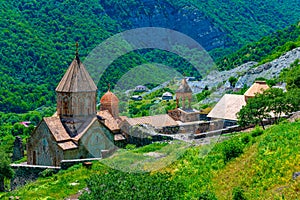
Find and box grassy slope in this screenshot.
[2,121,300,199]
[212,121,300,199]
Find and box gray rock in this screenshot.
[192,47,300,104]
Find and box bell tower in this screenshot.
[176,78,192,110]
[55,43,98,119]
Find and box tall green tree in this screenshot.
[228,76,238,87]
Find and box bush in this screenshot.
[232,186,247,200]
[125,144,136,150]
[80,171,185,199]
[223,139,243,162]
[241,135,251,144]
[133,142,168,153]
[39,169,55,178]
[251,126,264,137]
[198,190,218,200]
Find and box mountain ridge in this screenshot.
[1,0,300,112]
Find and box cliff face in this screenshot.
[100,0,227,51]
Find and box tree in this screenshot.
[263,88,289,123]
[232,186,247,200]
[0,150,14,192]
[228,76,238,87]
[285,88,300,112]
[280,59,300,90]
[238,93,270,129]
[238,87,298,128]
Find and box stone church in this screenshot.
[27,48,211,166]
[27,52,124,166]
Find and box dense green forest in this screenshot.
[0,0,118,113]
[1,0,300,114]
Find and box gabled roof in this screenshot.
[125,114,178,128]
[73,117,98,141]
[207,94,246,121]
[162,92,173,97]
[176,78,192,93]
[58,141,78,150]
[43,116,101,148]
[44,116,71,142]
[97,110,120,132]
[43,116,79,150]
[56,56,97,93]
[244,81,269,97]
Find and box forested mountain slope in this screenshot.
[1,0,300,113]
[100,0,300,56]
[0,0,120,112]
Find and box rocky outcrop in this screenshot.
[289,111,300,122]
[188,47,300,104]
[236,48,300,87]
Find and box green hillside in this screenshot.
[0,0,119,113]
[1,0,300,113]
[2,121,300,199]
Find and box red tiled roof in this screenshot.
[125,114,178,128]
[244,81,270,97]
[58,141,78,150]
[44,117,71,142]
[100,90,119,104]
[207,94,246,121]
[97,110,120,131]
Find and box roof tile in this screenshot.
[56,56,97,93]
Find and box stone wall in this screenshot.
[10,164,60,190]
[12,136,24,162]
[60,158,102,170]
[27,121,64,166]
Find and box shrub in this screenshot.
[222,139,243,162]
[125,144,136,150]
[198,190,218,200]
[80,171,185,199]
[133,142,168,153]
[241,135,251,144]
[251,126,264,137]
[232,186,247,200]
[39,169,55,178]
